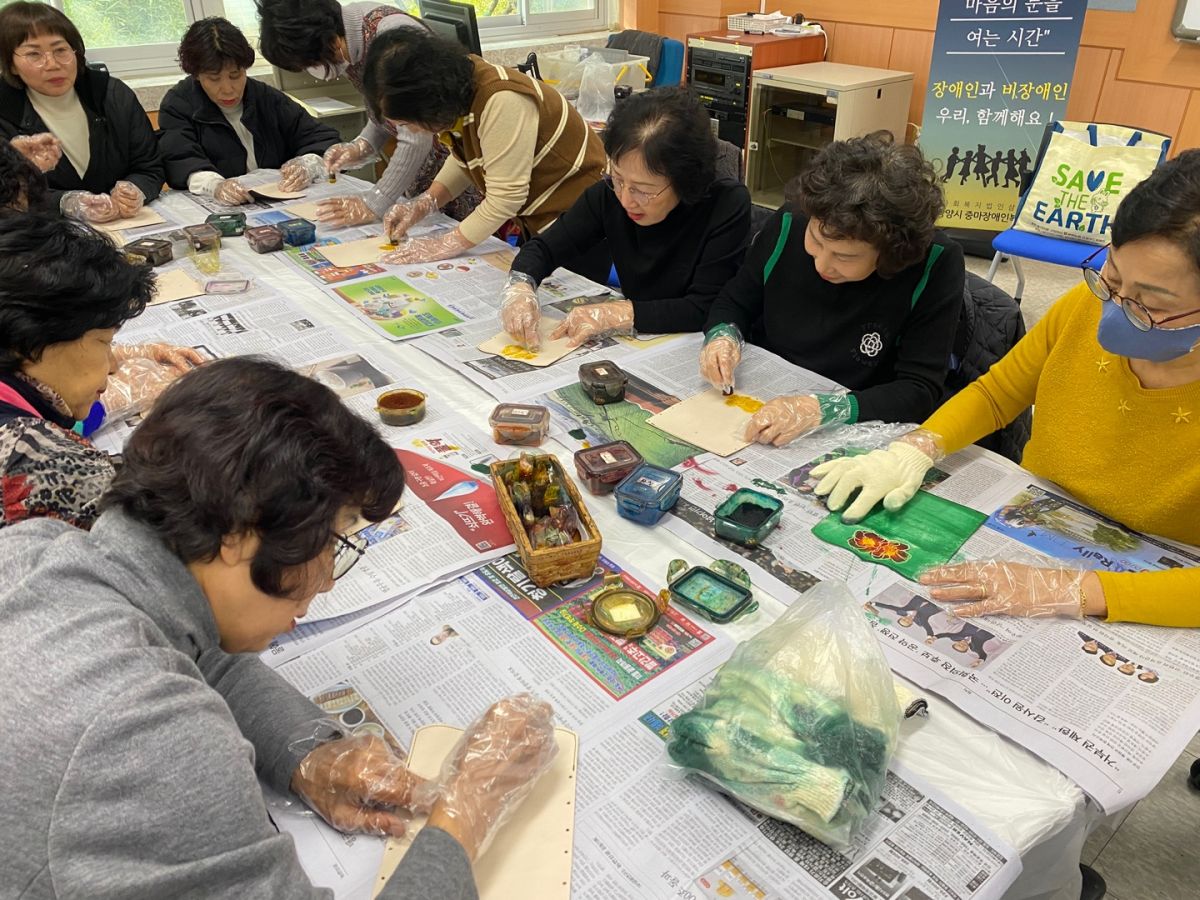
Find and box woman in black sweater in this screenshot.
[158,17,340,205]
[701,134,965,447]
[501,87,751,348]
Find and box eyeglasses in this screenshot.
[1081,244,1200,332]
[15,47,75,68]
[332,532,367,580]
[603,172,670,206]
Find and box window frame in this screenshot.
[45,0,610,78]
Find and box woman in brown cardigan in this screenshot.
[361,28,611,280]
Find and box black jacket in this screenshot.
[706,209,965,425]
[0,66,164,206]
[156,77,341,187]
[512,179,751,334]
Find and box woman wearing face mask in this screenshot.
[256,0,476,228]
[0,2,163,223]
[0,212,203,530]
[700,133,965,447]
[501,87,751,349]
[157,18,341,204]
[810,149,1200,628]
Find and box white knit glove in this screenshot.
[811,441,937,522]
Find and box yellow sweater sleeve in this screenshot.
[1100,569,1200,627]
[921,286,1079,453]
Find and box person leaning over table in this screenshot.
[362,28,609,271]
[500,86,751,350]
[0,212,204,530]
[699,133,965,447]
[0,134,46,209]
[810,149,1200,628]
[256,0,479,228]
[0,355,559,898]
[157,17,341,205]
[0,2,164,224]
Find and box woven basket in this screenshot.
[490,455,603,588]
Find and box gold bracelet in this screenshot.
[1079,582,1087,617]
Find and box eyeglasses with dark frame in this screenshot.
[1081,244,1200,332]
[602,172,670,206]
[332,532,367,580]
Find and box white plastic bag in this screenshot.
[665,580,901,850]
[575,55,615,126]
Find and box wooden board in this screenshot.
[248,181,308,201]
[320,235,389,268]
[373,725,577,900]
[282,199,327,221]
[93,206,166,233]
[149,268,205,306]
[476,318,577,368]
[647,389,764,457]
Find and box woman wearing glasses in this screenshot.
[0,2,164,223]
[0,355,559,897]
[699,133,965,447]
[811,150,1200,627]
[500,87,751,348]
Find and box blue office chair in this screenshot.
[986,122,1167,302]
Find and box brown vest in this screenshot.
[446,57,605,235]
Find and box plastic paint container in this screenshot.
[578,360,628,405]
[278,217,317,247]
[245,224,285,254]
[489,403,550,446]
[668,565,756,624]
[205,212,247,236]
[714,488,784,547]
[614,463,682,525]
[574,441,643,495]
[376,389,427,426]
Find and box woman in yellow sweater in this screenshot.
[811,150,1200,628]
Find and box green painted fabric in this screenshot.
[812,490,988,580]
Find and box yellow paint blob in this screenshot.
[724,394,764,414]
[500,344,538,361]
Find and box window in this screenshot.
[0,0,608,77]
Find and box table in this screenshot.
[124,188,1094,900]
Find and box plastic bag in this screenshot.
[100,357,181,419]
[665,580,901,850]
[576,55,616,126]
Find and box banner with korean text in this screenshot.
[919,0,1087,231]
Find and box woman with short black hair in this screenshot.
[501,87,751,348]
[0,355,560,897]
[701,133,965,446]
[0,136,45,209]
[0,213,202,529]
[812,148,1200,628]
[0,1,163,223]
[157,17,341,204]
[363,27,606,267]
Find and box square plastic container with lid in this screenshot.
[574,441,643,495]
[278,217,317,247]
[669,564,757,624]
[614,463,682,525]
[206,212,246,236]
[578,359,628,405]
[489,403,550,446]
[714,488,784,547]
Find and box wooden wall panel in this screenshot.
[1066,46,1110,123]
[1173,93,1200,153]
[775,0,938,32]
[888,28,935,133]
[826,22,894,69]
[1094,51,1191,141]
[658,12,721,41]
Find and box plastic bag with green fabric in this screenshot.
[665,580,901,850]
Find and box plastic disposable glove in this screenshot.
[919,562,1091,619]
[383,191,440,242]
[744,392,855,447]
[380,227,473,265]
[292,733,430,838]
[278,153,326,191]
[114,342,205,377]
[316,194,378,227]
[100,358,177,418]
[212,177,252,206]
[11,132,61,172]
[811,431,943,522]
[499,272,541,350]
[424,694,558,860]
[550,300,634,348]
[111,180,145,218]
[323,136,377,178]
[699,323,744,393]
[60,190,120,223]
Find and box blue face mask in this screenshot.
[1096,300,1200,362]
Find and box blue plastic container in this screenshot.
[278,217,317,246]
[614,463,682,525]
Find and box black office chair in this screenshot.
[515,52,541,81]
